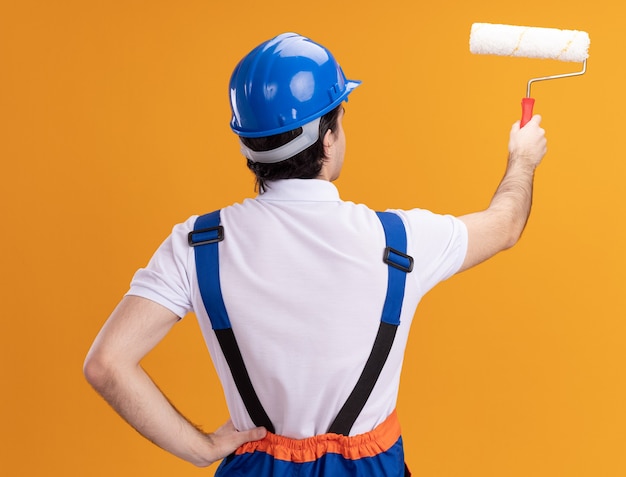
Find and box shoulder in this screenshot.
[384,208,467,235]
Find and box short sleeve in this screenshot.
[390,208,468,295]
[125,217,198,318]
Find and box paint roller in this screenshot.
[469,23,590,126]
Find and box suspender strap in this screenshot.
[326,321,398,435]
[189,210,275,433]
[213,328,275,433]
[376,211,413,325]
[327,211,412,435]
[191,210,412,437]
[188,210,230,329]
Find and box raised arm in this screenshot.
[83,295,266,467]
[458,115,547,273]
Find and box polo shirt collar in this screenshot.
[256,179,341,202]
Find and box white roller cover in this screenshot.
[470,23,590,62]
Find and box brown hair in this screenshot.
[241,106,342,193]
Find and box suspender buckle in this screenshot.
[188,226,224,247]
[383,247,414,273]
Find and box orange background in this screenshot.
[2,1,624,476]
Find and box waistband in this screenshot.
[235,410,402,463]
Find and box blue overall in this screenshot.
[189,210,413,477]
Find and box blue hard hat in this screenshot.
[229,33,361,138]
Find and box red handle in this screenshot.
[521,97,535,127]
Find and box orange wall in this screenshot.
[2,1,624,476]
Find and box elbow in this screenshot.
[502,230,521,251]
[83,350,114,392]
[500,216,526,251]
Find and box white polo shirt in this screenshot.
[128,179,467,439]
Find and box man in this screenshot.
[84,32,547,476]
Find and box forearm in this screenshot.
[86,359,215,467]
[85,296,267,466]
[487,152,537,247]
[458,115,546,272]
[458,159,535,272]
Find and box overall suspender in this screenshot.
[188,210,275,433]
[328,211,413,435]
[188,210,413,436]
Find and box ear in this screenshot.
[323,128,335,151]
